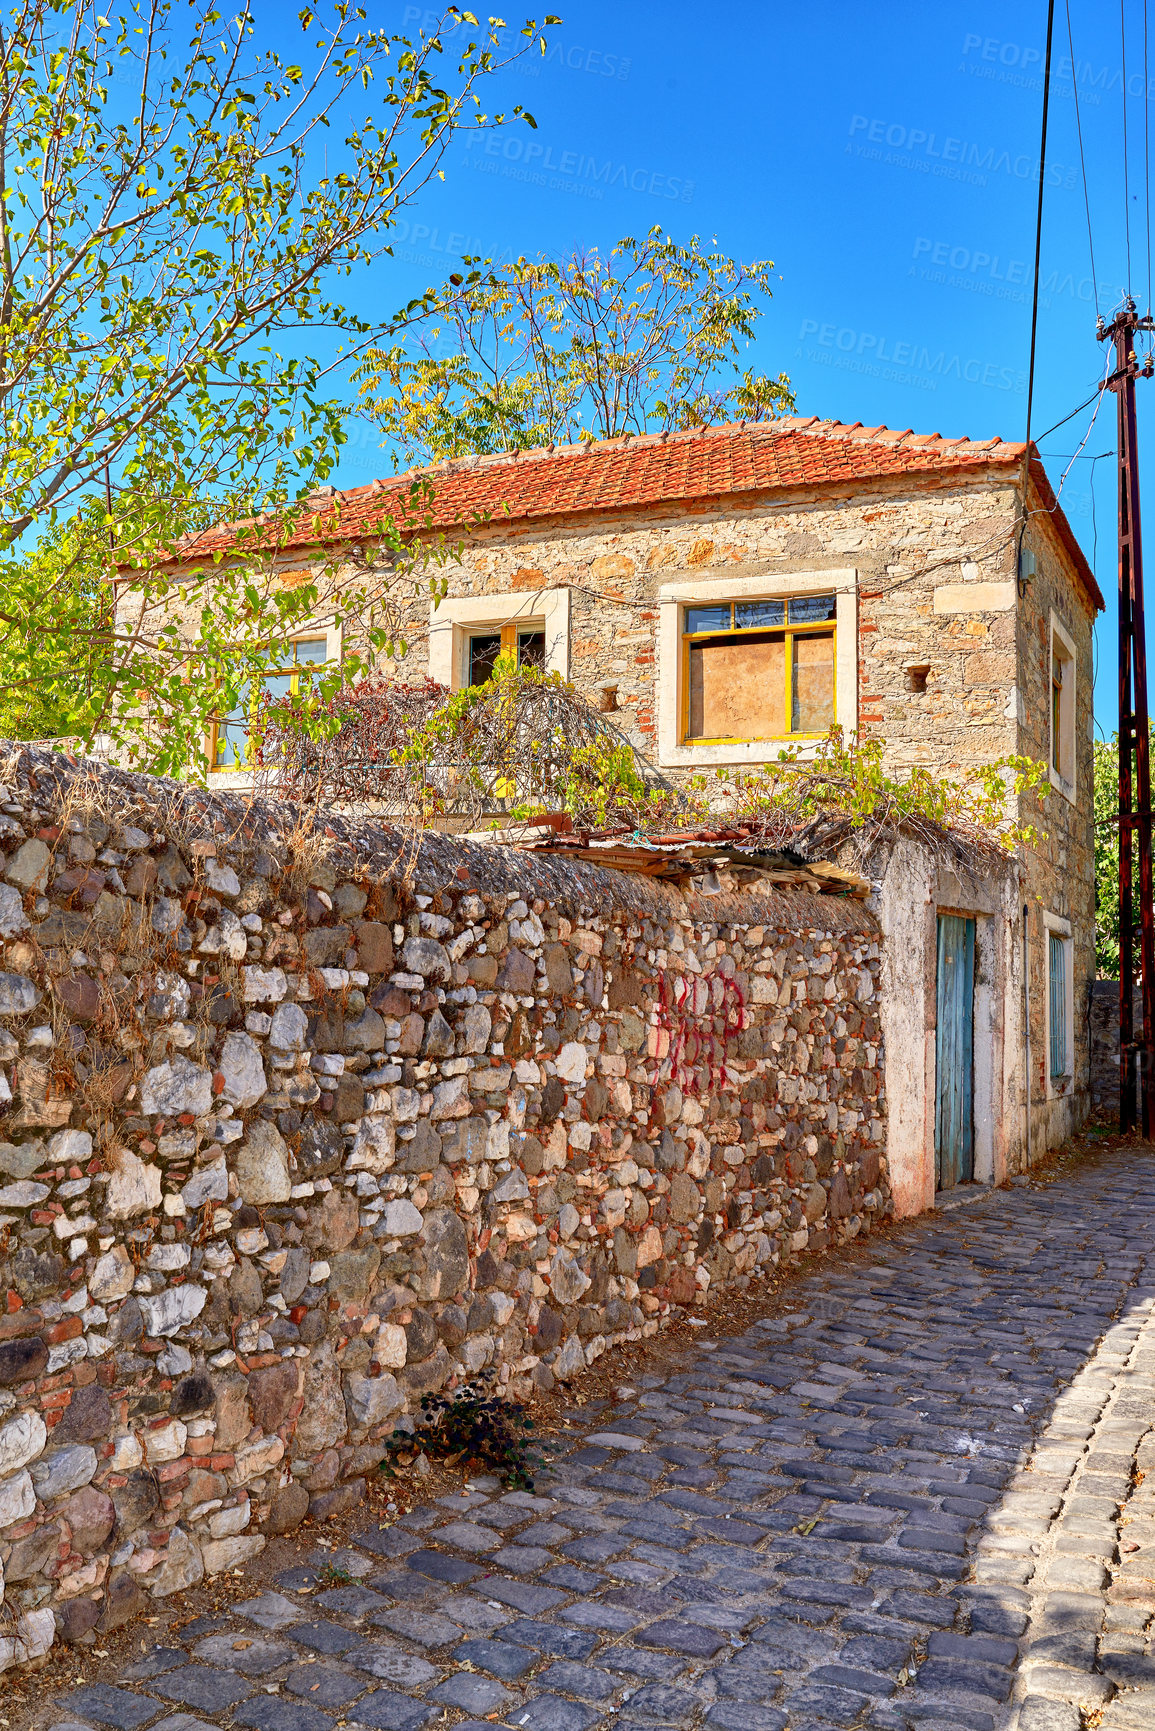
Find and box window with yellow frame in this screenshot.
[463,622,546,688]
[211,638,328,770]
[1050,627,1074,784]
[681,593,836,743]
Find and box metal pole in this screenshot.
[1116,314,1138,1131]
[1023,903,1032,1168]
[1102,300,1155,1133]
[1126,337,1155,1140]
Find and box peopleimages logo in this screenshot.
[912,238,1029,284]
[910,237,1030,303]
[463,132,694,203]
[387,217,483,260]
[910,237,1128,311]
[400,8,632,79]
[797,320,1027,394]
[960,32,1155,102]
[847,116,1078,189]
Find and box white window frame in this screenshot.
[208,617,342,786]
[428,589,570,690]
[657,566,858,769]
[1043,909,1074,1099]
[1049,610,1077,804]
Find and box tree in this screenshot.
[0,0,555,771]
[0,498,112,741]
[1095,734,1124,977]
[354,228,795,467]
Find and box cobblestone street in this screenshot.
[39,1148,1155,1731]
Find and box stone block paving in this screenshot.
[41,1152,1155,1731]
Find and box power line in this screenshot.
[1146,0,1152,312]
[1092,447,1105,739]
[1032,377,1111,445]
[1066,0,1100,316]
[1024,0,1057,466]
[1124,0,1134,291]
[1054,360,1112,500]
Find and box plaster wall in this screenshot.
[870,835,1022,1215]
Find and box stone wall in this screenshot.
[271,465,1094,1143]
[1013,514,1097,1148]
[1089,979,1135,1123]
[282,468,1086,782]
[169,452,1098,1157]
[0,746,887,1665]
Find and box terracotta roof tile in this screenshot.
[174,416,1102,611]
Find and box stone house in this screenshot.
[174,415,1104,1187]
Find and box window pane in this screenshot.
[468,632,501,685]
[791,632,835,732]
[735,599,786,629]
[262,671,293,704]
[788,593,837,624]
[685,605,732,635]
[215,677,252,767]
[518,630,546,670]
[215,722,251,767]
[294,638,328,664]
[688,633,785,739]
[1049,934,1067,1077]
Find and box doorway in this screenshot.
[935,913,976,1190]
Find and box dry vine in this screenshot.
[255,665,684,832]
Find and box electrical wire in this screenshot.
[1032,374,1114,445]
[1124,0,1134,291]
[1017,0,1056,586]
[1053,354,1114,501]
[866,376,1115,606]
[1146,0,1152,314]
[1091,449,1108,741]
[1066,0,1101,317]
[1024,0,1057,465]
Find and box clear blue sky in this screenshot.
[320,0,1152,741]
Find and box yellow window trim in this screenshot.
[680,610,836,746]
[461,620,545,690]
[208,638,330,772]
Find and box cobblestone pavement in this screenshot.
[41,1150,1155,1731]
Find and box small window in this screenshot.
[682,595,836,743]
[212,637,328,770]
[517,629,546,670]
[1050,617,1076,789]
[466,623,545,687]
[1048,931,1070,1081]
[468,632,502,687]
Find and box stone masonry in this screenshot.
[36,1143,1155,1731]
[183,423,1095,1150]
[0,744,886,1667]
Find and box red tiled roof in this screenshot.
[176,416,1103,610]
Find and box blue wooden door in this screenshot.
[935,914,975,1190]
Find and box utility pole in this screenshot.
[1099,298,1155,1134]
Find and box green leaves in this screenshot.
[1094,734,1124,978]
[697,729,1050,858]
[356,227,795,467]
[0,0,557,769]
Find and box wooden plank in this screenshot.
[935,914,975,1190]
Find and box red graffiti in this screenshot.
[652,969,747,1096]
